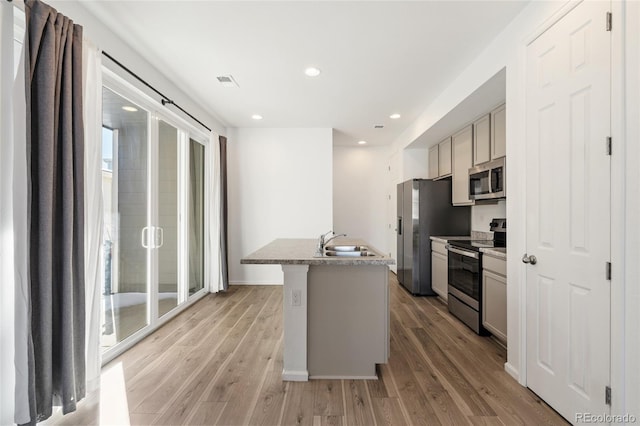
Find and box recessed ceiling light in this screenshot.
[358,140,367,145]
[251,114,263,120]
[304,67,321,77]
[122,105,138,112]
[389,113,401,119]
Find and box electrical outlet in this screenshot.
[292,290,302,306]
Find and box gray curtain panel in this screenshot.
[219,135,229,290]
[23,0,85,423]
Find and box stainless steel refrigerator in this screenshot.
[397,179,471,295]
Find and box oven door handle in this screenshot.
[445,244,480,259]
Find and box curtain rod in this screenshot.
[5,0,24,8]
[5,0,24,10]
[102,51,212,132]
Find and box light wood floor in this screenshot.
[50,273,567,425]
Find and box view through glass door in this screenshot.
[101,87,149,350]
[157,120,180,316]
[101,79,208,356]
[188,138,205,295]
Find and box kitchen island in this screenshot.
[241,238,394,381]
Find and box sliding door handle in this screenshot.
[141,227,150,248]
[155,227,164,248]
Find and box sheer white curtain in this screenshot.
[208,131,224,292]
[82,38,103,395]
[0,1,29,423]
[0,5,17,424]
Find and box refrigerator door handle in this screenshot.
[397,217,402,235]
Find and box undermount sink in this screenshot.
[324,250,377,257]
[324,245,368,252]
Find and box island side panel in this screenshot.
[281,264,310,381]
[307,265,389,379]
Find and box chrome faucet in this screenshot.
[324,233,346,248]
[317,230,347,254]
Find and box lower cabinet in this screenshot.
[308,264,388,378]
[482,255,507,343]
[431,240,448,301]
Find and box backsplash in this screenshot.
[471,200,506,231]
[471,230,493,240]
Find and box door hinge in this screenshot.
[606,137,612,155]
[605,386,612,405]
[606,12,612,31]
[606,262,612,280]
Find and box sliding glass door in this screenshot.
[157,120,180,317]
[101,88,150,350]
[188,138,205,295]
[101,73,209,357]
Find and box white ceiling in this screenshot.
[81,1,528,146]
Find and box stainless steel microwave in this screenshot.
[468,157,506,200]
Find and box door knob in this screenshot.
[522,253,537,265]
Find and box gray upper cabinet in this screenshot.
[426,103,505,203]
[491,103,506,160]
[451,125,474,206]
[473,114,491,165]
[428,137,452,180]
[428,144,439,179]
[438,137,452,177]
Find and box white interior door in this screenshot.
[525,1,611,421]
[388,151,400,273]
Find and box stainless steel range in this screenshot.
[446,218,506,334]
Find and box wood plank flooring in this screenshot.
[48,274,567,425]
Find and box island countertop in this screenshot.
[241,238,395,266]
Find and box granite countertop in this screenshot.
[480,247,507,260]
[241,238,395,266]
[430,235,473,244]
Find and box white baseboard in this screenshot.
[229,280,283,286]
[504,362,520,382]
[282,369,309,382]
[309,374,378,380]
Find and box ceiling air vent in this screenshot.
[216,75,239,88]
[374,125,384,129]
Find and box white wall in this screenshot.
[333,146,390,255]
[227,128,333,285]
[471,201,506,231]
[49,1,226,136]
